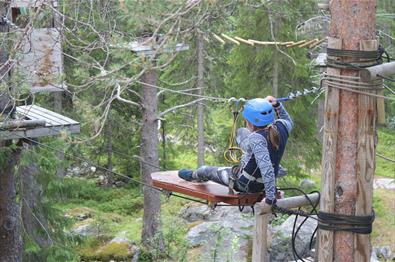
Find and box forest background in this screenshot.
[0,0,394,261]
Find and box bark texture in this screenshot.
[196,31,205,167]
[317,1,377,261]
[0,144,23,262]
[140,69,163,249]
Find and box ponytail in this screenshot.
[268,125,280,150]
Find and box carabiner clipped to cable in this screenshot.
[224,97,246,164]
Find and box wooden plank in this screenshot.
[17,105,78,125]
[28,105,78,124]
[17,108,65,126]
[0,124,80,140]
[252,213,270,262]
[10,0,47,8]
[354,39,377,262]
[317,37,342,262]
[151,171,264,206]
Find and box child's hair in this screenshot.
[253,124,280,150]
[267,125,280,150]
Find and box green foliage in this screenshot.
[19,142,81,261]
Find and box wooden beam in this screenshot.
[234,36,254,46]
[354,39,377,262]
[257,192,320,215]
[221,33,240,45]
[212,33,225,45]
[286,39,306,47]
[252,193,319,262]
[298,38,319,48]
[252,213,270,262]
[360,61,395,82]
[317,37,342,262]
[0,120,46,130]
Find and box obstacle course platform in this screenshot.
[151,171,265,206]
[0,105,80,140]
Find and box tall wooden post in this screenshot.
[318,1,376,261]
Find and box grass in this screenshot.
[372,189,395,250]
[376,128,395,178]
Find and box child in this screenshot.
[178,96,293,206]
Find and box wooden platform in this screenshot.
[151,171,265,206]
[0,105,80,140]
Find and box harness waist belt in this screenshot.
[240,171,263,183]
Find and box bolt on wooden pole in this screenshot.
[317,1,377,261]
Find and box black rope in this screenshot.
[272,188,320,262]
[317,210,375,234]
[327,48,380,59]
[326,45,388,70]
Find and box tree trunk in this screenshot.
[106,113,113,172]
[272,49,278,97]
[20,145,52,254]
[140,68,164,249]
[196,31,205,167]
[53,93,66,177]
[318,1,376,261]
[0,142,23,262]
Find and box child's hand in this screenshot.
[265,96,277,106]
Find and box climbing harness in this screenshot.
[223,97,245,164]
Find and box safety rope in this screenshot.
[224,97,245,164]
[322,73,395,100]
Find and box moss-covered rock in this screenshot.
[80,241,133,261]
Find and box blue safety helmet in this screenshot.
[242,98,274,127]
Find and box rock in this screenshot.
[130,244,140,262]
[76,213,89,221]
[184,205,255,262]
[115,181,126,187]
[71,220,98,237]
[370,250,380,262]
[110,236,130,244]
[186,221,217,247]
[373,246,393,260]
[269,215,317,262]
[181,205,212,222]
[373,178,395,190]
[299,179,316,189]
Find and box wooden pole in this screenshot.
[317,37,341,262]
[360,61,395,82]
[318,1,377,261]
[252,193,319,262]
[252,213,270,262]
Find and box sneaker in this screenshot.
[277,165,288,178]
[178,169,195,181]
